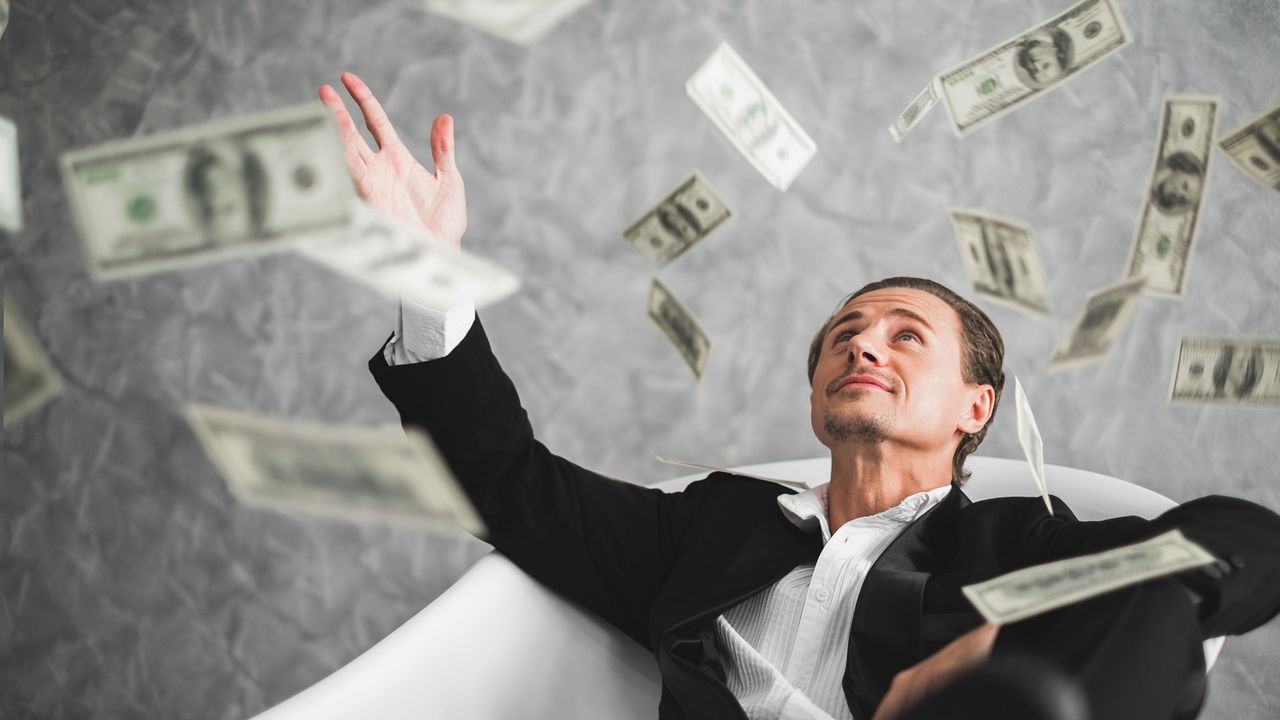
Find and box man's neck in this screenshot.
[826,443,952,531]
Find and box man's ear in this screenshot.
[958,384,995,435]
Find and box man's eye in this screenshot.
[833,331,853,345]
[897,331,920,343]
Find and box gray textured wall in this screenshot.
[2,0,1278,717]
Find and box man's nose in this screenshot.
[848,335,884,365]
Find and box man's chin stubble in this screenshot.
[823,409,890,444]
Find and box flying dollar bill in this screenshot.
[4,294,65,427]
[61,103,353,282]
[183,403,486,536]
[889,80,941,143]
[648,277,711,379]
[1218,101,1280,196]
[297,201,520,309]
[963,529,1214,625]
[948,207,1051,318]
[686,42,817,191]
[1048,276,1146,371]
[423,0,593,45]
[1124,95,1218,297]
[1168,337,1280,408]
[623,172,732,266]
[0,115,21,232]
[1014,377,1053,515]
[938,0,1132,136]
[654,456,808,491]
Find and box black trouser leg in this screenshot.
[903,577,1206,720]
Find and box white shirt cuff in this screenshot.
[384,294,477,366]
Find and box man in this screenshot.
[320,72,1280,720]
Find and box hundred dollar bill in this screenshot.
[1013,377,1053,515]
[1218,102,1280,196]
[61,103,353,282]
[4,294,65,427]
[686,42,817,191]
[1168,337,1280,408]
[0,115,21,232]
[938,0,1132,136]
[948,208,1051,318]
[889,80,940,143]
[654,456,808,491]
[1048,276,1145,371]
[648,277,711,379]
[423,0,593,45]
[623,172,732,266]
[297,201,519,309]
[1125,95,1218,297]
[963,529,1214,625]
[183,403,486,536]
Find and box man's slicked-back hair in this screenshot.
[806,277,1006,486]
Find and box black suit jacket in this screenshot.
[369,317,1280,720]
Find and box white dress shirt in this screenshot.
[719,482,951,720]
[387,297,952,719]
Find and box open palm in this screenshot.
[319,72,466,249]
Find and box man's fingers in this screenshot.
[340,72,402,150]
[430,114,459,176]
[319,83,373,171]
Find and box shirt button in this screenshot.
[814,587,830,602]
[793,679,808,690]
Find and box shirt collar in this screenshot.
[776,482,952,543]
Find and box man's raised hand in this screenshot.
[319,72,467,249]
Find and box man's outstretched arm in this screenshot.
[322,74,710,649]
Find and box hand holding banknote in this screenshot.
[319,72,467,249]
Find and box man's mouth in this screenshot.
[832,373,893,394]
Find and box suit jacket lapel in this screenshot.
[656,511,823,720]
[669,512,822,634]
[843,482,971,719]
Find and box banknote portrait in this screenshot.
[657,298,699,355]
[657,198,706,246]
[1248,116,1280,172]
[983,227,1017,297]
[1151,150,1205,216]
[183,141,269,242]
[1068,297,1123,354]
[1211,343,1264,399]
[1013,27,1074,89]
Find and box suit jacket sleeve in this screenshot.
[368,315,709,649]
[1005,494,1280,639]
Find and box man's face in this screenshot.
[809,288,987,455]
[1026,43,1064,84]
